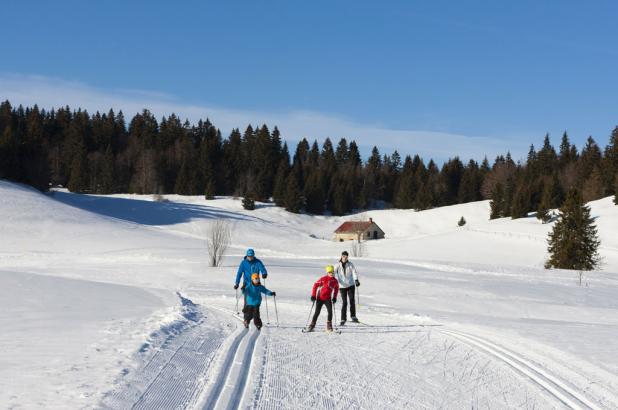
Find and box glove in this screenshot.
[234,284,239,290]
[332,298,337,304]
[262,273,268,279]
[355,280,360,287]
[311,296,316,302]
[271,292,276,297]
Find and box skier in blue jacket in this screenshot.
[242,273,275,329]
[234,248,268,289]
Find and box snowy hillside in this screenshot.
[1,180,617,409]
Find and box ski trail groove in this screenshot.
[199,304,262,410]
[439,328,602,410]
[224,329,260,410]
[100,303,230,410]
[200,328,248,410]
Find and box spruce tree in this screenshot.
[285,174,303,213]
[174,160,192,195]
[0,126,18,180]
[67,143,89,193]
[100,145,115,194]
[537,182,552,223]
[605,127,618,195]
[273,161,289,207]
[303,171,325,214]
[490,182,504,219]
[242,195,255,210]
[510,186,530,219]
[204,177,215,200]
[546,173,565,208]
[546,189,600,271]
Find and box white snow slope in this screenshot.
[1,179,617,409]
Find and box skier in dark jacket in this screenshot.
[307,265,339,332]
[242,273,275,330]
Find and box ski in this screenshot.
[301,328,341,334]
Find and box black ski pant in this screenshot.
[243,304,263,328]
[340,286,356,321]
[311,299,332,324]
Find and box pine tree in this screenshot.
[285,173,303,213]
[67,141,89,193]
[242,195,255,210]
[510,185,530,219]
[490,182,504,219]
[457,216,466,227]
[605,127,618,195]
[204,177,215,200]
[0,125,18,180]
[546,173,564,208]
[174,160,192,195]
[546,189,600,271]
[581,166,604,203]
[537,182,552,223]
[303,170,325,214]
[100,145,115,194]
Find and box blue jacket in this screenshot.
[242,283,273,306]
[235,257,268,286]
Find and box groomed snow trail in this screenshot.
[198,327,261,410]
[206,301,560,410]
[438,328,603,410]
[96,297,609,410]
[195,304,263,410]
[99,295,233,410]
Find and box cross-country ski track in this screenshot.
[99,296,610,410]
[436,329,603,410]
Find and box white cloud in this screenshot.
[0,73,529,162]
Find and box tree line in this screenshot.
[1,100,617,216]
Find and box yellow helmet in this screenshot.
[325,265,335,273]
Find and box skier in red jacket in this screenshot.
[307,265,339,332]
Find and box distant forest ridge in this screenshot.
[0,100,617,216]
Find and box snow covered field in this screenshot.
[1,179,617,409]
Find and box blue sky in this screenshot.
[1,1,617,162]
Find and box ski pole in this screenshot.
[235,287,239,314]
[273,295,280,327]
[306,300,316,327]
[264,277,270,324]
[332,298,338,327]
[357,284,360,308]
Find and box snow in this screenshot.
[1,179,617,409]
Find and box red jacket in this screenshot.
[312,275,339,301]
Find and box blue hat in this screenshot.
[246,248,255,257]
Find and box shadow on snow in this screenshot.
[50,191,259,226]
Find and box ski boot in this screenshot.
[340,320,346,326]
[327,321,333,332]
[243,320,249,329]
[306,322,316,332]
[351,317,359,323]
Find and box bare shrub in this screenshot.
[350,239,365,257]
[152,193,167,202]
[206,219,233,267]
